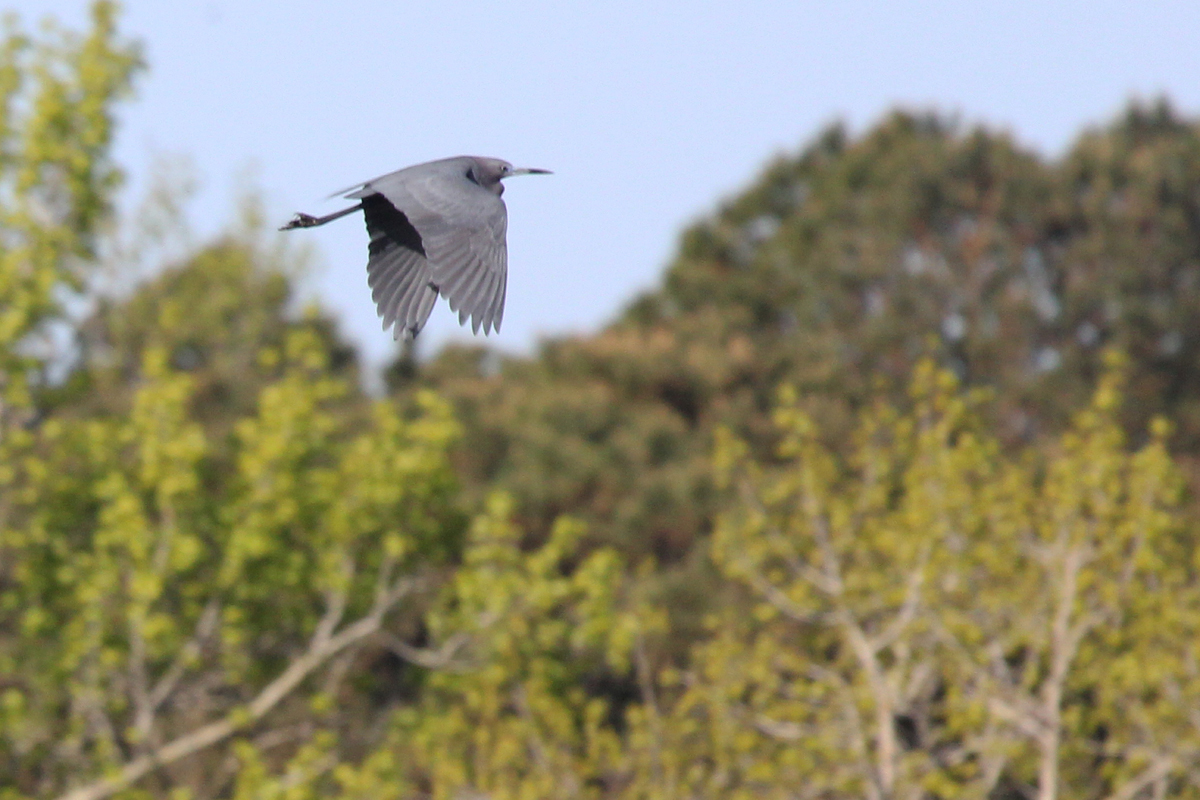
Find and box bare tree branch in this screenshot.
[737,480,842,596]
[751,715,809,741]
[874,550,929,653]
[987,697,1047,741]
[127,604,153,751]
[149,597,220,710]
[1103,756,1177,800]
[382,630,473,671]
[311,557,355,649]
[54,576,420,800]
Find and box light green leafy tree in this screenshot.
[692,357,1200,800]
[936,357,1200,800]
[314,496,646,800]
[0,1,140,421]
[0,329,465,800]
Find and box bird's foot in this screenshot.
[279,212,319,231]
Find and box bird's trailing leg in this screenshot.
[279,203,362,231]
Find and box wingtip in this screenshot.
[325,182,366,200]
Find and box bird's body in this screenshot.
[281,156,550,340]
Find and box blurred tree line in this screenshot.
[5,4,1200,800]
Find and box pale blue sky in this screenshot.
[20,1,1200,368]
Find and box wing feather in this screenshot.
[414,283,438,329]
[367,160,509,335]
[478,271,499,334]
[456,246,492,327]
[379,259,419,328]
[361,194,439,339]
[370,251,409,310]
[396,271,431,334]
[496,274,507,331]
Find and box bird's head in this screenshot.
[471,157,552,195]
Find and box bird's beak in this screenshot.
[510,167,552,176]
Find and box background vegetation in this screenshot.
[4,5,1200,799]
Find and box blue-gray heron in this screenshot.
[281,156,551,339]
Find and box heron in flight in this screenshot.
[281,156,550,340]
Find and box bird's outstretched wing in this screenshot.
[360,195,439,340]
[350,163,508,335]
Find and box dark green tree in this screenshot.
[56,236,361,447]
[398,101,1200,570]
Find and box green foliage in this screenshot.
[401,332,729,562]
[55,236,358,445]
[692,356,1197,799]
[328,359,1199,800]
[331,500,638,800]
[0,0,140,411]
[637,100,1200,447]
[405,101,1200,589]
[0,331,466,799]
[6,7,1200,797]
